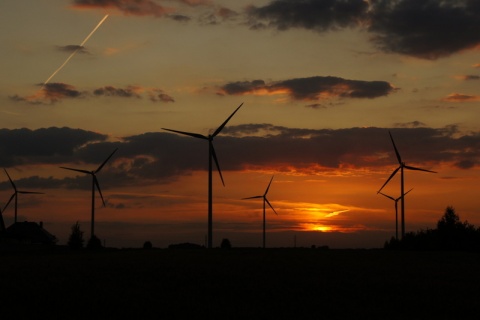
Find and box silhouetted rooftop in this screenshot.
[1,221,57,245]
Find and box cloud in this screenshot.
[456,75,480,81]
[199,6,239,25]
[71,0,214,20]
[368,0,480,60]
[71,0,174,17]
[394,121,427,128]
[217,76,396,101]
[10,83,174,105]
[443,93,480,102]
[246,0,368,31]
[57,45,89,54]
[1,125,478,190]
[93,85,142,98]
[246,0,480,59]
[0,127,107,167]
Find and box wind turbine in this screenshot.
[162,103,243,249]
[3,169,44,224]
[378,188,413,241]
[242,175,277,249]
[377,131,436,239]
[60,148,117,240]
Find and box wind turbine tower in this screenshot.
[162,103,243,249]
[242,175,277,249]
[377,131,436,239]
[60,148,117,240]
[3,169,44,224]
[379,188,413,240]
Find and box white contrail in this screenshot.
[42,14,109,87]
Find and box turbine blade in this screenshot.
[264,175,274,196]
[96,148,118,173]
[265,197,277,215]
[395,188,414,201]
[4,169,16,191]
[404,165,436,173]
[3,194,15,212]
[378,192,395,201]
[94,176,106,207]
[162,128,207,140]
[389,131,402,164]
[377,166,401,193]
[242,195,263,200]
[212,103,243,137]
[60,167,91,175]
[211,143,225,186]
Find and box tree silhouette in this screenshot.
[385,206,480,251]
[143,241,153,249]
[67,221,84,250]
[220,238,232,250]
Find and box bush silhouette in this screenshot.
[67,221,84,250]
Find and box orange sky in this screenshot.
[1,0,479,248]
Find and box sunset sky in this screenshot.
[1,0,479,248]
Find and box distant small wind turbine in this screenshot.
[242,175,277,249]
[377,131,436,239]
[162,103,243,249]
[379,188,413,241]
[60,148,117,240]
[3,169,44,224]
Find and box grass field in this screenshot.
[1,247,478,319]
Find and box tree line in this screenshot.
[385,206,480,251]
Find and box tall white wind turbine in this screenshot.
[377,131,436,239]
[3,169,44,224]
[60,148,117,240]
[162,103,243,249]
[242,175,277,249]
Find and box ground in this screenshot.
[0,247,478,319]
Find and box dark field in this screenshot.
[1,247,479,319]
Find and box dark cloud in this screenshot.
[93,85,142,98]
[394,121,427,128]
[72,0,172,17]
[2,125,479,191]
[72,0,213,19]
[218,76,396,101]
[169,14,191,22]
[8,83,84,105]
[246,0,368,31]
[1,122,479,202]
[246,0,480,59]
[57,45,89,54]
[10,84,175,105]
[199,6,239,25]
[368,0,480,59]
[461,75,480,81]
[0,127,107,167]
